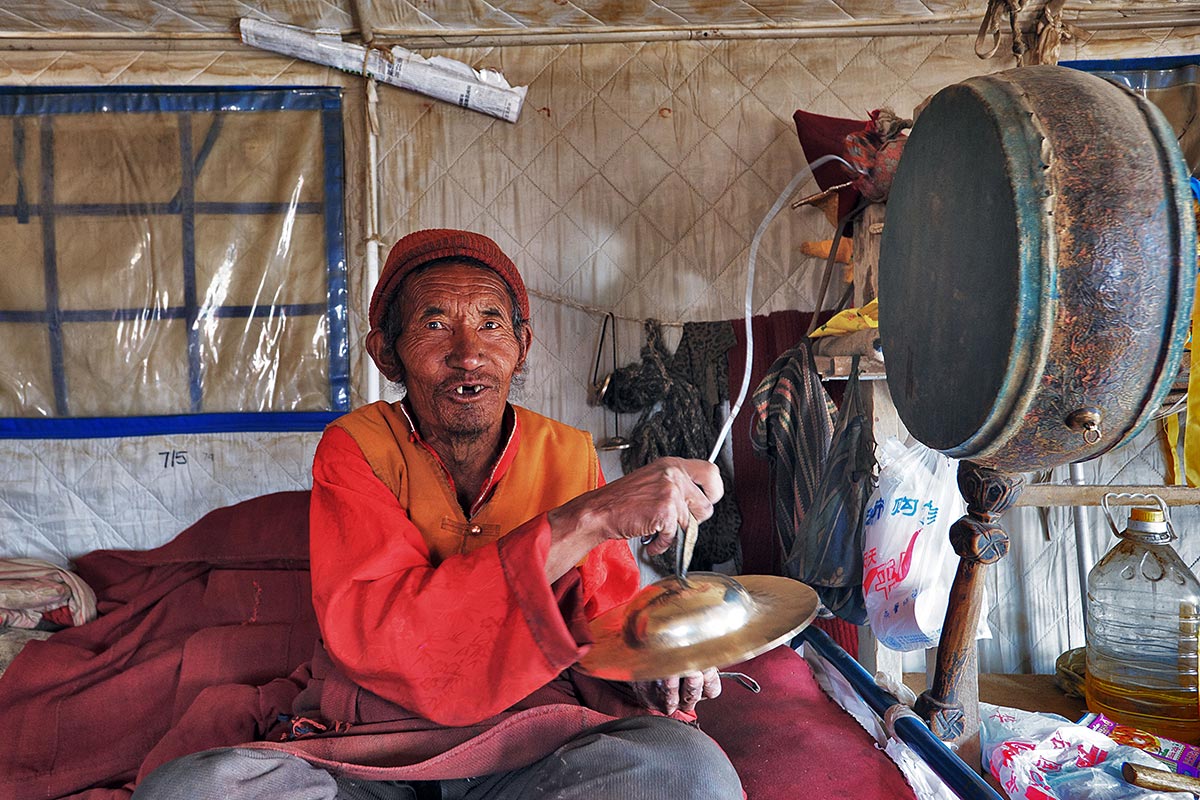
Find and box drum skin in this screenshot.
[879,65,1196,472]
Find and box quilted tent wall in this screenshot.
[0,52,358,563]
[0,16,1198,673]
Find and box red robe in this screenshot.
[272,401,653,779]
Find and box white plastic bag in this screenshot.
[980,703,1191,800]
[861,438,965,651]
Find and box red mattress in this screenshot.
[0,492,915,800]
[702,647,916,799]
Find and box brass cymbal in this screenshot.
[575,572,820,682]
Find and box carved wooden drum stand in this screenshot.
[879,66,1196,744]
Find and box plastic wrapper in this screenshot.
[0,87,348,428]
[862,438,987,650]
[1081,713,1200,777]
[980,703,1192,800]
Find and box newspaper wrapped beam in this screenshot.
[240,18,528,123]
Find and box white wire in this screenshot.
[706,154,851,463]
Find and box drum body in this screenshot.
[879,65,1195,472]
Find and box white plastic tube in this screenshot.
[708,154,854,463]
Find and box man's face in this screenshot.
[392,262,529,445]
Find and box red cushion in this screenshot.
[792,109,865,222]
[701,646,915,800]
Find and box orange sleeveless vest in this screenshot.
[330,401,598,565]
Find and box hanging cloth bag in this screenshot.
[784,356,877,624]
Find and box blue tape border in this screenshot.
[1063,55,1200,94]
[0,85,342,116]
[38,116,68,415]
[0,85,349,439]
[1062,55,1200,72]
[321,94,350,412]
[0,412,341,439]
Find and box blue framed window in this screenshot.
[0,86,349,438]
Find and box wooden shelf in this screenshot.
[1015,483,1200,507]
[812,355,886,381]
[810,328,881,359]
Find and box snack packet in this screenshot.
[1079,712,1200,777]
[981,703,1190,800]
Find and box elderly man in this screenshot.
[133,229,743,800]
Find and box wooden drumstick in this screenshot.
[1122,762,1200,794]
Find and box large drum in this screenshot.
[879,65,1196,473]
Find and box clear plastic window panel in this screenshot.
[1065,56,1199,176]
[0,87,348,437]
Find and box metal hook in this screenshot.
[589,312,613,397]
[590,312,630,451]
[1066,407,1103,445]
[719,671,762,693]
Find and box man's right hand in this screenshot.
[543,457,723,581]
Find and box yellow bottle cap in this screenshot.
[1130,507,1165,524]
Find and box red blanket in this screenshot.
[0,492,318,800]
[0,491,914,800]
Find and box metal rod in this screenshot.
[1068,462,1093,637]
[798,626,1004,800]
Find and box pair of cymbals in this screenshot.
[576,571,819,682]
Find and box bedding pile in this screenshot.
[0,490,916,800]
[0,491,317,799]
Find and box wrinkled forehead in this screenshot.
[397,260,515,322]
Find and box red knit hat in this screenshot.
[368,229,531,334]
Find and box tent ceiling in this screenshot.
[0,1,1195,39]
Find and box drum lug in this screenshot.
[1066,407,1103,444]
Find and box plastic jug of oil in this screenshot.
[1085,493,1200,744]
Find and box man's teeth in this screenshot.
[455,385,484,395]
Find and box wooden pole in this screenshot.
[1123,762,1200,794]
[916,462,1024,762]
[1,13,1195,50]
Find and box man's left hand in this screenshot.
[631,667,722,715]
